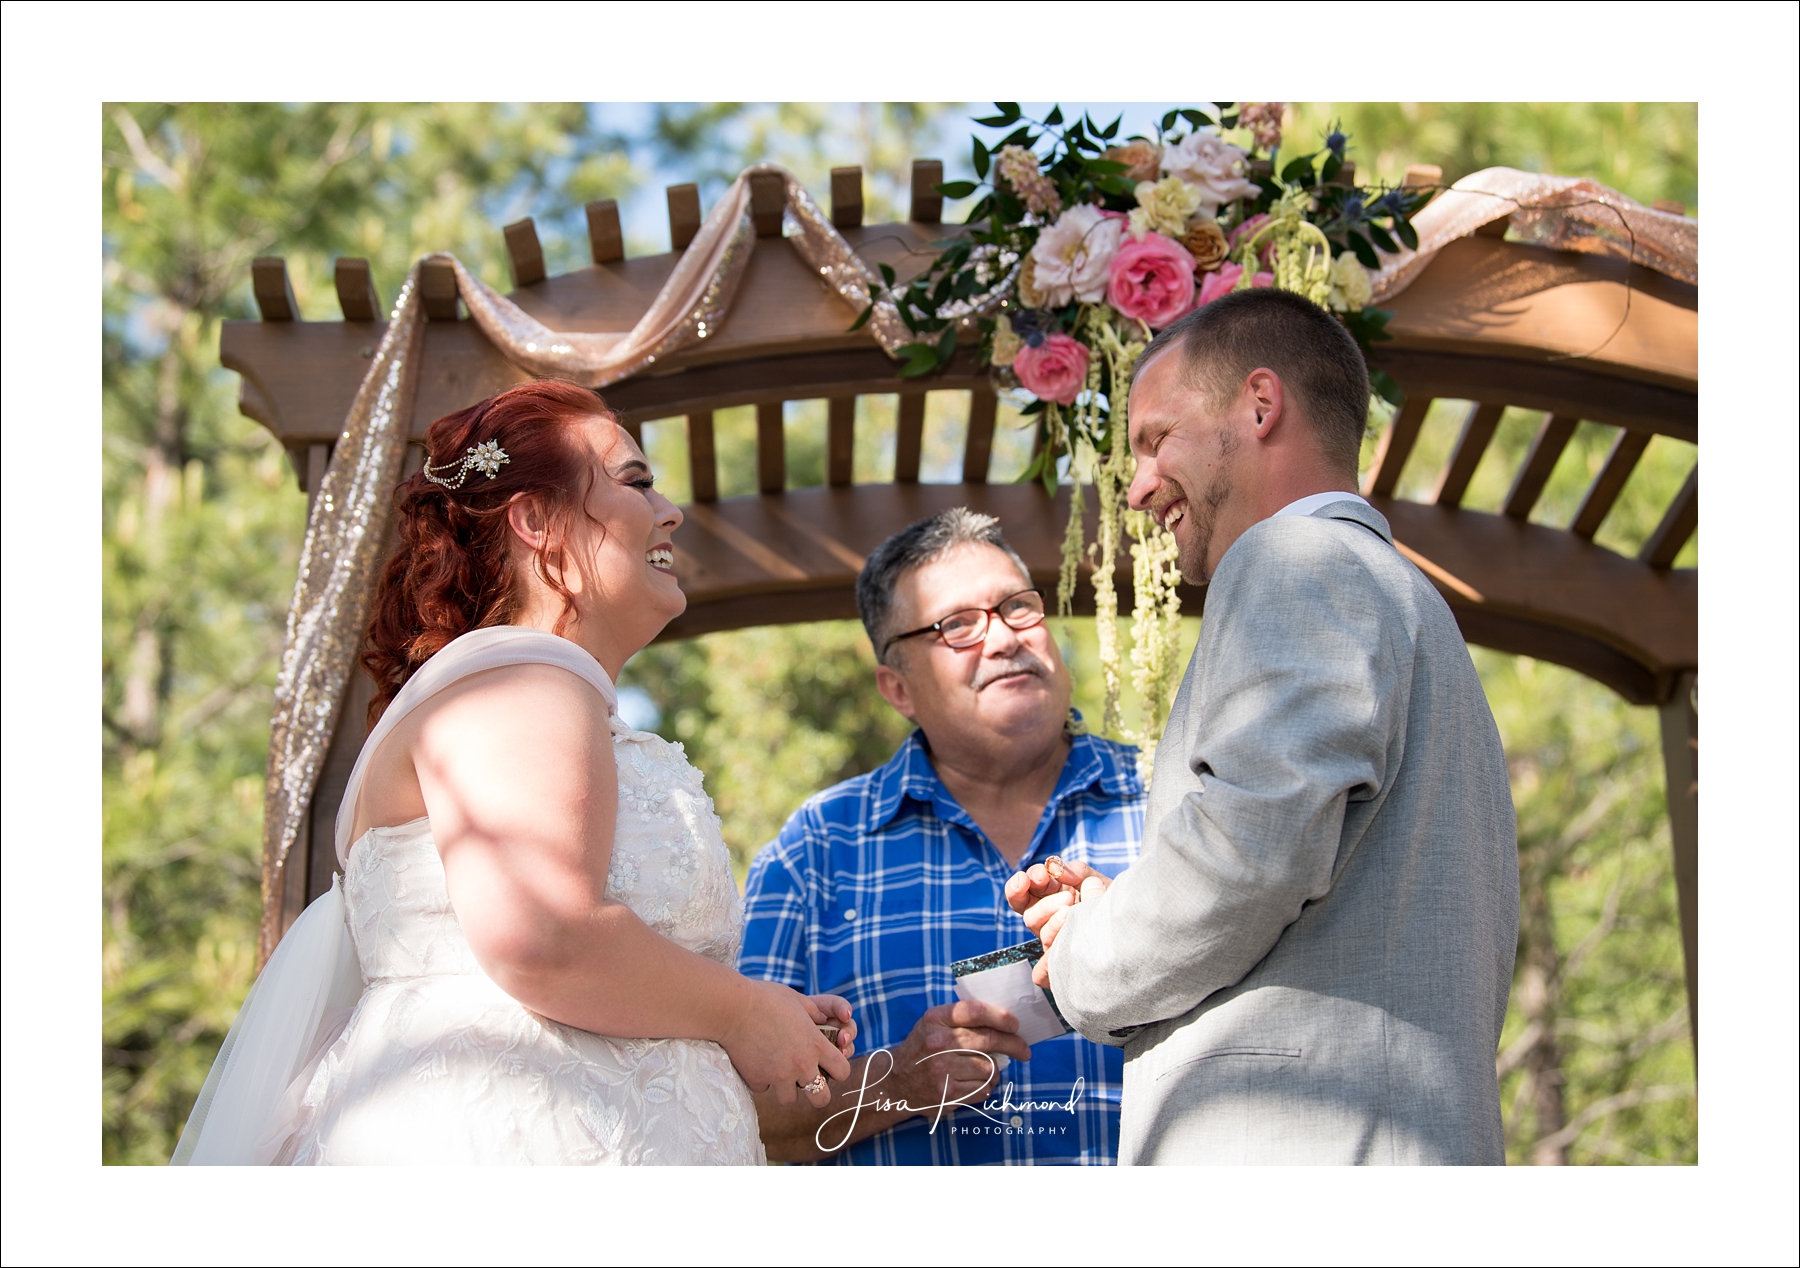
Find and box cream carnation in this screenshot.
[1128,175,1203,240]
[1160,128,1257,215]
[1028,204,1123,306]
[1327,252,1373,312]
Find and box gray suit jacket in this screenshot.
[1047,501,1518,1164]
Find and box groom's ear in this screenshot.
[874,659,919,723]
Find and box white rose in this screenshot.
[1160,128,1257,216]
[1027,204,1123,306]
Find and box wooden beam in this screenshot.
[687,413,718,503]
[503,217,546,287]
[420,257,460,321]
[964,387,998,484]
[1503,412,1579,519]
[252,257,298,321]
[1658,670,1698,1060]
[895,392,926,483]
[827,396,855,487]
[585,199,624,264]
[1570,428,1651,538]
[1640,464,1697,568]
[667,183,701,251]
[1433,401,1505,506]
[831,166,864,230]
[1362,395,1431,497]
[304,442,330,511]
[756,401,784,494]
[748,170,786,238]
[1404,164,1442,187]
[910,159,944,224]
[1369,346,1694,443]
[333,258,381,322]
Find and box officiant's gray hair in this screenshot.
[857,507,1032,665]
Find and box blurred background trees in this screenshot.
[101,101,1697,1165]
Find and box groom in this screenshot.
[1010,288,1519,1164]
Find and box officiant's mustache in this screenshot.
[972,648,1051,690]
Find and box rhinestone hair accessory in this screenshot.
[423,439,510,490]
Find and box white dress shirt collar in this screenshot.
[1272,490,1371,519]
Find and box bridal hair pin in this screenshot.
[423,439,510,490]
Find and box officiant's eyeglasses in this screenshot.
[884,588,1046,658]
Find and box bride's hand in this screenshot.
[721,980,853,1108]
[804,993,857,1059]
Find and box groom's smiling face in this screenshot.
[874,544,1071,749]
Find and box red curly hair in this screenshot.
[362,379,615,726]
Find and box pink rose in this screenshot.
[1196,263,1274,306]
[1012,332,1090,405]
[1106,232,1198,329]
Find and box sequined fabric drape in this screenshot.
[1371,166,1697,303]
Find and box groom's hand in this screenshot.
[1007,859,1111,987]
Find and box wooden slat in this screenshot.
[1361,395,1431,497]
[1503,412,1579,518]
[687,413,718,502]
[895,392,926,483]
[1657,670,1698,1056]
[585,199,624,264]
[756,401,785,494]
[748,171,785,238]
[830,166,864,230]
[1570,428,1651,538]
[963,386,998,484]
[827,396,855,486]
[1433,401,1506,506]
[252,257,298,321]
[667,183,701,251]
[1640,464,1697,568]
[333,258,381,321]
[503,217,546,287]
[420,257,460,321]
[304,442,330,511]
[910,159,943,224]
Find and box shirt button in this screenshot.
[843,908,857,922]
[1010,1115,1023,1129]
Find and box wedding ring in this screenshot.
[801,1074,829,1094]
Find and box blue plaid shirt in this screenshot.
[739,724,1145,1165]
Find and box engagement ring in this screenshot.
[802,1074,829,1094]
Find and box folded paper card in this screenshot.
[950,939,1073,1046]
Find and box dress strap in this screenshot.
[335,626,617,867]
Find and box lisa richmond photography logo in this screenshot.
[815,1050,1084,1153]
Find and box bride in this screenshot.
[174,379,854,1164]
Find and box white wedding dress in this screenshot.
[173,626,765,1165]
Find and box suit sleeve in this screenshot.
[1047,520,1403,1040]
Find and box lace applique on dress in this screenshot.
[279,718,762,1166]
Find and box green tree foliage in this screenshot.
[102,101,1697,1165]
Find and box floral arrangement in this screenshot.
[855,104,1427,764]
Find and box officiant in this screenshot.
[738,508,1146,1164]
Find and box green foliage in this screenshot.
[1478,651,1696,1164]
[619,624,916,880]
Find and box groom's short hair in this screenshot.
[857,507,1032,664]
[1134,288,1372,474]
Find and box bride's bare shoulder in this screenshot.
[416,661,611,740]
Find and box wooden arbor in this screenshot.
[225,162,1699,1036]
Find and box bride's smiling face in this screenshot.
[539,415,685,668]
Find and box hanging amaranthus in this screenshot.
[1235,184,1334,307]
[1123,508,1186,779]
